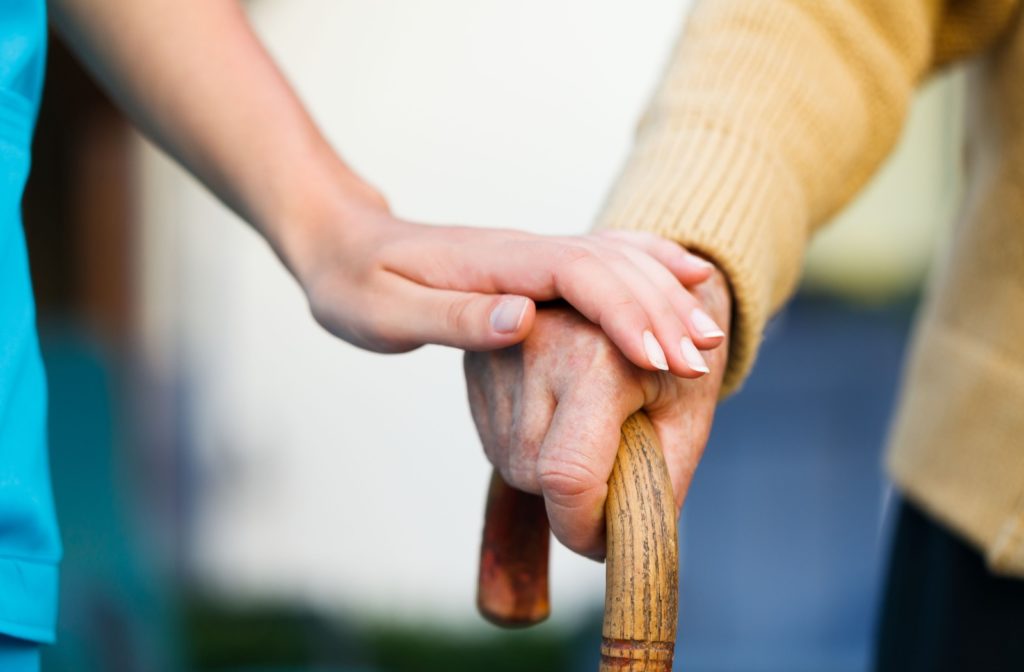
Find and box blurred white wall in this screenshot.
[134,0,963,624]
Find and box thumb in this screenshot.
[388,285,536,350]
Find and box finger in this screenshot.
[383,233,565,297]
[643,346,727,511]
[543,248,670,372]
[610,243,726,352]
[380,279,538,351]
[464,352,500,466]
[537,384,642,559]
[646,410,710,512]
[386,238,657,363]
[596,230,714,285]
[589,247,709,378]
[504,241,713,375]
[387,237,686,370]
[503,379,556,494]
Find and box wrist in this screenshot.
[262,145,388,287]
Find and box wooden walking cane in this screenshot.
[478,412,678,671]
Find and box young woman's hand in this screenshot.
[49,0,724,375]
[280,179,726,377]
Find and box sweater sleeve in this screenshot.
[595,0,1019,394]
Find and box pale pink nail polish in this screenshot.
[643,330,669,371]
[688,254,715,270]
[490,298,528,333]
[690,308,725,339]
[680,336,710,373]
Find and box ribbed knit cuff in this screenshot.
[596,123,807,395]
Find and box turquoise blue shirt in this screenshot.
[0,0,61,645]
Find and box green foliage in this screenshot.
[183,595,600,672]
[358,622,574,672]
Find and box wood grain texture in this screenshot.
[477,470,551,626]
[600,412,678,671]
[476,412,678,670]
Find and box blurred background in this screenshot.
[24,1,965,670]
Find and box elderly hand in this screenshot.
[464,268,731,558]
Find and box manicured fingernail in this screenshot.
[688,254,715,270]
[690,308,725,339]
[643,330,669,370]
[490,297,528,333]
[680,336,710,373]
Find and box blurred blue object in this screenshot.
[677,295,913,672]
[39,324,180,672]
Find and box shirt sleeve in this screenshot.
[595,0,1019,394]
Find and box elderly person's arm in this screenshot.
[468,0,1019,556]
[598,0,1018,392]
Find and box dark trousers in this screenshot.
[874,499,1024,671]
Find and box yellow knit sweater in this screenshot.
[598,0,1024,576]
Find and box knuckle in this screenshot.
[642,364,678,406]
[555,244,593,267]
[444,297,473,334]
[501,460,540,495]
[537,453,603,504]
[655,301,682,326]
[482,429,511,471]
[503,425,546,494]
[676,286,698,306]
[588,334,622,369]
[602,247,632,266]
[510,429,542,464]
[607,292,638,311]
[598,296,644,333]
[480,438,501,467]
[567,327,627,377]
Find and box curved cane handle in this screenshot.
[477,412,679,671]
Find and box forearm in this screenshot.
[50,0,370,263]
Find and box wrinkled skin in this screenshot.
[465,270,731,559]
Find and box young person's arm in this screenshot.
[49,0,725,374]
